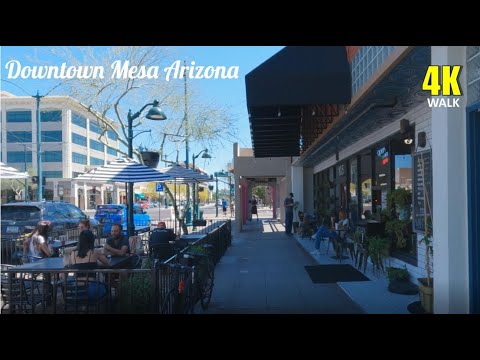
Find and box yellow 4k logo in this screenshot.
[422,65,462,96]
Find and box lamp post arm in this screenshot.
[128,102,156,122]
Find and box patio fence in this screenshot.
[1,220,232,314]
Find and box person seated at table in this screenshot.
[311,217,336,255]
[103,223,129,256]
[298,213,315,236]
[23,221,52,261]
[337,210,350,231]
[78,218,91,233]
[63,230,110,302]
[149,222,178,259]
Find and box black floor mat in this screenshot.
[304,264,370,283]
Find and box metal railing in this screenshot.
[1,220,232,314]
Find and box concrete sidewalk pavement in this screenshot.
[203,217,364,314]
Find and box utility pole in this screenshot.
[34,91,43,202]
[184,60,191,225]
[23,144,28,201]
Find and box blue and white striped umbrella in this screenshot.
[74,157,171,183]
[158,164,212,183]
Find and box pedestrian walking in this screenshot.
[251,197,258,221]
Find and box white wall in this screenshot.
[431,46,469,314]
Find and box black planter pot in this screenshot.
[140,151,160,168]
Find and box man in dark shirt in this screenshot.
[284,192,295,235]
[149,222,177,260]
[104,223,129,256]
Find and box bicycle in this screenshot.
[181,244,215,311]
[158,243,215,313]
[158,262,193,314]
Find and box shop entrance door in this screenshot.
[467,103,480,313]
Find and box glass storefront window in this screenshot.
[349,158,359,224]
[375,144,390,212]
[395,154,413,190]
[360,152,372,219]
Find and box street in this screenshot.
[83,202,241,222]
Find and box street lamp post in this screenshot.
[126,100,167,237]
[34,91,44,202]
[192,149,212,223]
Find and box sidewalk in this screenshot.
[203,216,364,314]
[293,232,418,314]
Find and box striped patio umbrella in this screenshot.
[74,157,172,183]
[158,164,212,183]
[0,162,29,179]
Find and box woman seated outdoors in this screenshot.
[22,221,52,262]
[298,213,316,237]
[63,230,110,302]
[310,217,337,255]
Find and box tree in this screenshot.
[253,186,266,203]
[53,46,238,233]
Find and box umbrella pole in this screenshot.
[174,179,177,235]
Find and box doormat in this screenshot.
[304,264,370,283]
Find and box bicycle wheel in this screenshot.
[160,287,178,314]
[200,259,215,310]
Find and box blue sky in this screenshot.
[1,46,284,187]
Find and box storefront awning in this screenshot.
[135,193,146,199]
[246,46,351,157]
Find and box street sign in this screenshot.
[156,183,164,192]
[214,171,230,177]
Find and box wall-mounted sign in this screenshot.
[413,150,433,233]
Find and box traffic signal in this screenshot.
[32,176,38,184]
[208,185,214,191]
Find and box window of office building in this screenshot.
[72,133,87,147]
[90,157,104,166]
[72,152,87,165]
[107,130,117,140]
[43,171,63,179]
[107,147,117,156]
[43,151,62,162]
[90,122,102,134]
[41,110,62,122]
[7,151,32,163]
[72,113,87,128]
[90,139,104,152]
[7,131,32,143]
[7,111,31,123]
[41,131,62,142]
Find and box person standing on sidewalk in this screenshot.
[284,193,295,235]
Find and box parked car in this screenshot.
[137,200,150,210]
[1,201,97,240]
[94,204,151,236]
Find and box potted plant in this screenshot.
[138,146,160,168]
[387,265,418,295]
[367,235,389,274]
[391,188,412,220]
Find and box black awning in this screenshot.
[246,46,351,158]
[245,46,351,108]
